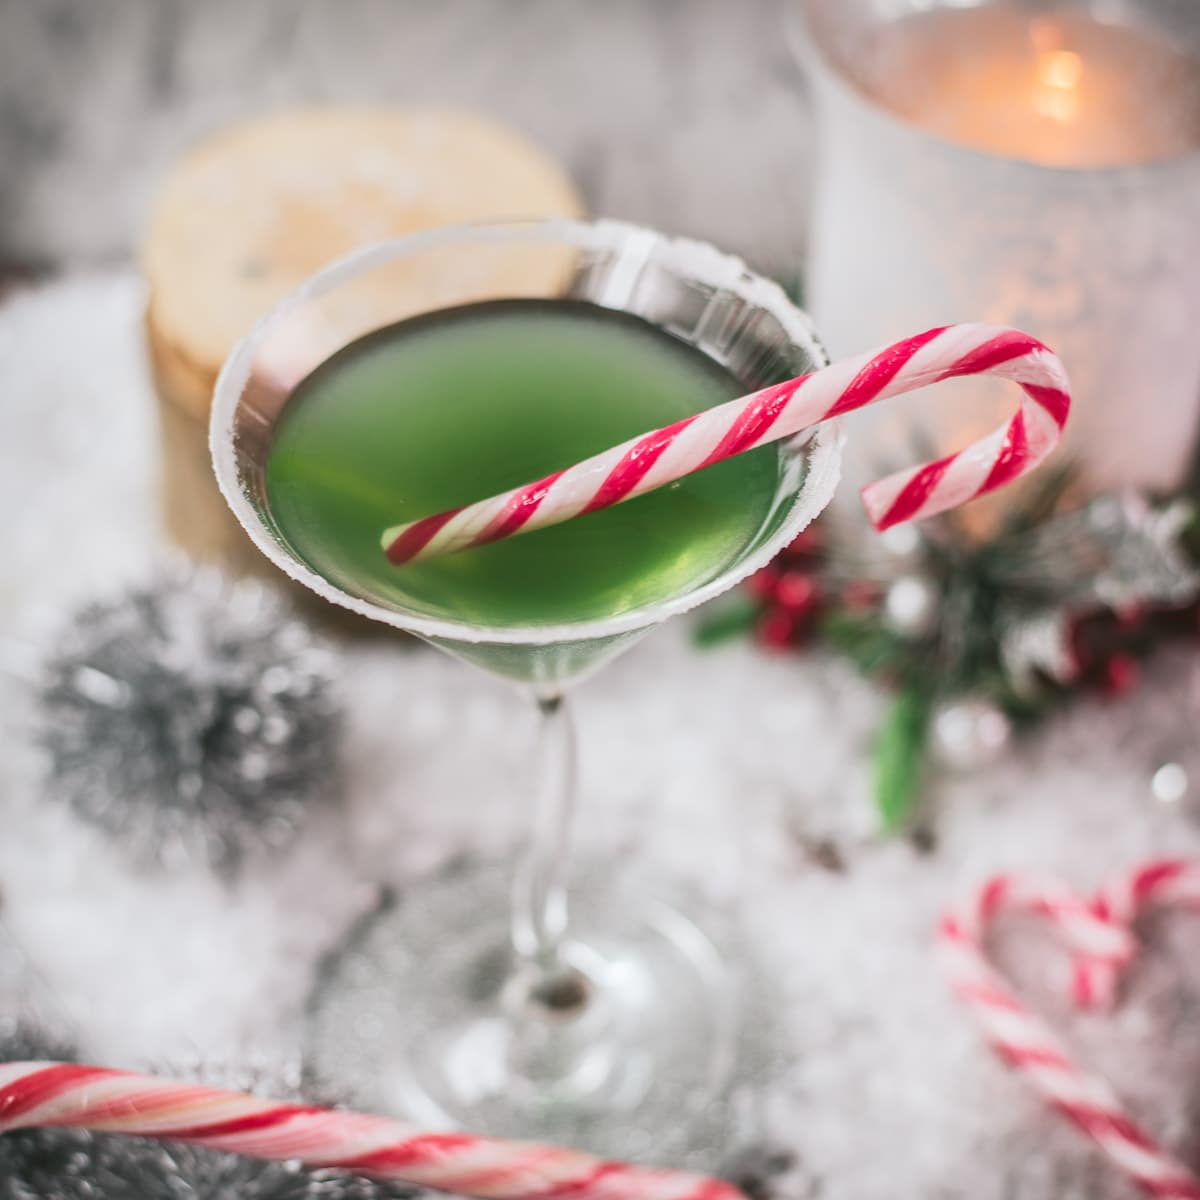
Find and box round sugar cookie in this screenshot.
[143,106,584,419]
[141,106,582,576]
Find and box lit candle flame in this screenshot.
[1030,18,1082,123]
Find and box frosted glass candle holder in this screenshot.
[797,0,1200,514]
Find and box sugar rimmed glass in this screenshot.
[210,218,842,1161]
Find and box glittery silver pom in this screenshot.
[0,1038,420,1200]
[0,1019,76,1070]
[36,562,342,876]
[50,1141,423,1200]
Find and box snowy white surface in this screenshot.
[1,274,1199,1197]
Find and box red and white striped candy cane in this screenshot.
[1074,859,1200,1009]
[0,1062,740,1200]
[941,859,1200,1199]
[382,323,1070,565]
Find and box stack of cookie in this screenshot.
[142,107,582,573]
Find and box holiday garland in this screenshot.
[697,468,1200,830]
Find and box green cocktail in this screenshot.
[212,219,838,1160]
[266,299,781,633]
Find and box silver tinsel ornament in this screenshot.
[930,699,1012,772]
[36,563,342,876]
[0,1138,424,1200]
[0,1020,76,1072]
[0,1035,420,1200]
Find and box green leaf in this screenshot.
[873,687,933,833]
[693,595,762,648]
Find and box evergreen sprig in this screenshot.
[696,461,1200,834]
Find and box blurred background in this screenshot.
[0,0,809,275]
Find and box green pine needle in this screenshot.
[873,687,933,832]
[693,595,762,647]
[822,611,918,681]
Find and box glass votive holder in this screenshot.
[794,0,1200,520]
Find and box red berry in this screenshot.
[784,526,824,556]
[1068,617,1094,671]
[1099,654,1138,696]
[775,570,819,615]
[756,607,797,650]
[746,566,782,601]
[1115,603,1148,630]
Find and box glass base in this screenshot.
[305,863,746,1164]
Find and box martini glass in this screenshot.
[211,218,842,1161]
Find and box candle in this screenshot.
[799,1,1200,523]
[855,8,1200,168]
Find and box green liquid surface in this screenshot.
[265,300,782,630]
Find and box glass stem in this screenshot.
[510,692,577,971]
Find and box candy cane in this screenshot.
[1074,859,1200,1009]
[941,859,1200,1199]
[382,323,1070,565]
[0,1063,740,1200]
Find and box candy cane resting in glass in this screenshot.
[210,218,843,1160]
